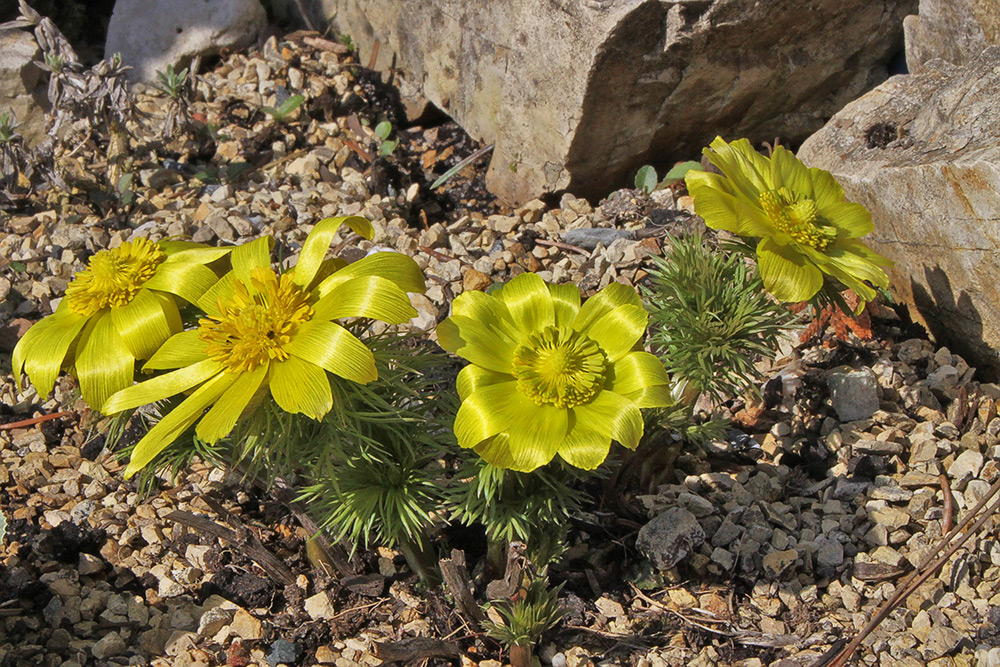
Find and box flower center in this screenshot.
[759,188,836,250]
[65,237,165,316]
[511,326,608,408]
[199,267,314,374]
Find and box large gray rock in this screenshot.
[326,0,914,204]
[105,0,267,84]
[636,507,705,571]
[798,47,1000,377]
[904,0,1000,73]
[0,31,47,147]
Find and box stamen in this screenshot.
[199,267,314,374]
[511,326,608,408]
[759,188,836,250]
[65,238,165,316]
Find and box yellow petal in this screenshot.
[501,403,567,472]
[558,427,612,470]
[704,136,770,199]
[314,250,425,298]
[269,355,333,419]
[456,364,510,401]
[572,282,642,335]
[104,358,222,414]
[144,330,210,370]
[572,391,643,450]
[437,315,516,374]
[583,304,648,362]
[496,272,554,336]
[110,289,179,360]
[196,272,237,318]
[547,282,580,329]
[196,365,268,442]
[808,167,846,209]
[75,314,136,412]
[143,261,223,306]
[823,201,874,239]
[123,372,232,478]
[292,216,374,290]
[770,145,813,196]
[312,275,416,324]
[756,237,824,303]
[284,320,377,384]
[13,308,87,398]
[231,237,273,285]
[449,290,521,341]
[453,381,522,450]
[159,242,233,263]
[610,351,672,407]
[686,170,740,233]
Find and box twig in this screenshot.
[0,411,71,431]
[534,238,589,256]
[419,245,473,268]
[166,510,295,586]
[940,472,953,534]
[439,549,486,630]
[429,144,494,191]
[374,637,461,663]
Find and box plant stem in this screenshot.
[398,536,440,586]
[509,643,533,667]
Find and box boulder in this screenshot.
[904,0,1000,73]
[0,31,48,147]
[326,0,915,204]
[104,0,267,84]
[798,47,1000,377]
[636,507,705,571]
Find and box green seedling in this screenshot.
[155,64,190,100]
[634,164,658,194]
[373,120,399,156]
[262,94,305,123]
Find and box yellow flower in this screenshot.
[12,238,230,410]
[438,273,673,472]
[685,136,892,305]
[103,216,426,478]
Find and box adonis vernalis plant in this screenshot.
[103,216,426,478]
[12,238,230,410]
[685,136,891,308]
[437,273,673,472]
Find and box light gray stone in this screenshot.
[827,367,879,422]
[922,624,964,660]
[815,536,845,568]
[799,47,1000,377]
[327,0,914,204]
[903,0,1000,74]
[91,632,126,659]
[105,0,267,84]
[561,228,633,252]
[636,507,706,571]
[948,449,984,483]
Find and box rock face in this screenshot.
[104,0,267,84]
[0,31,48,147]
[904,0,1000,73]
[325,0,914,205]
[798,47,1000,377]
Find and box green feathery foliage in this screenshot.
[448,459,589,566]
[644,233,795,403]
[482,576,564,648]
